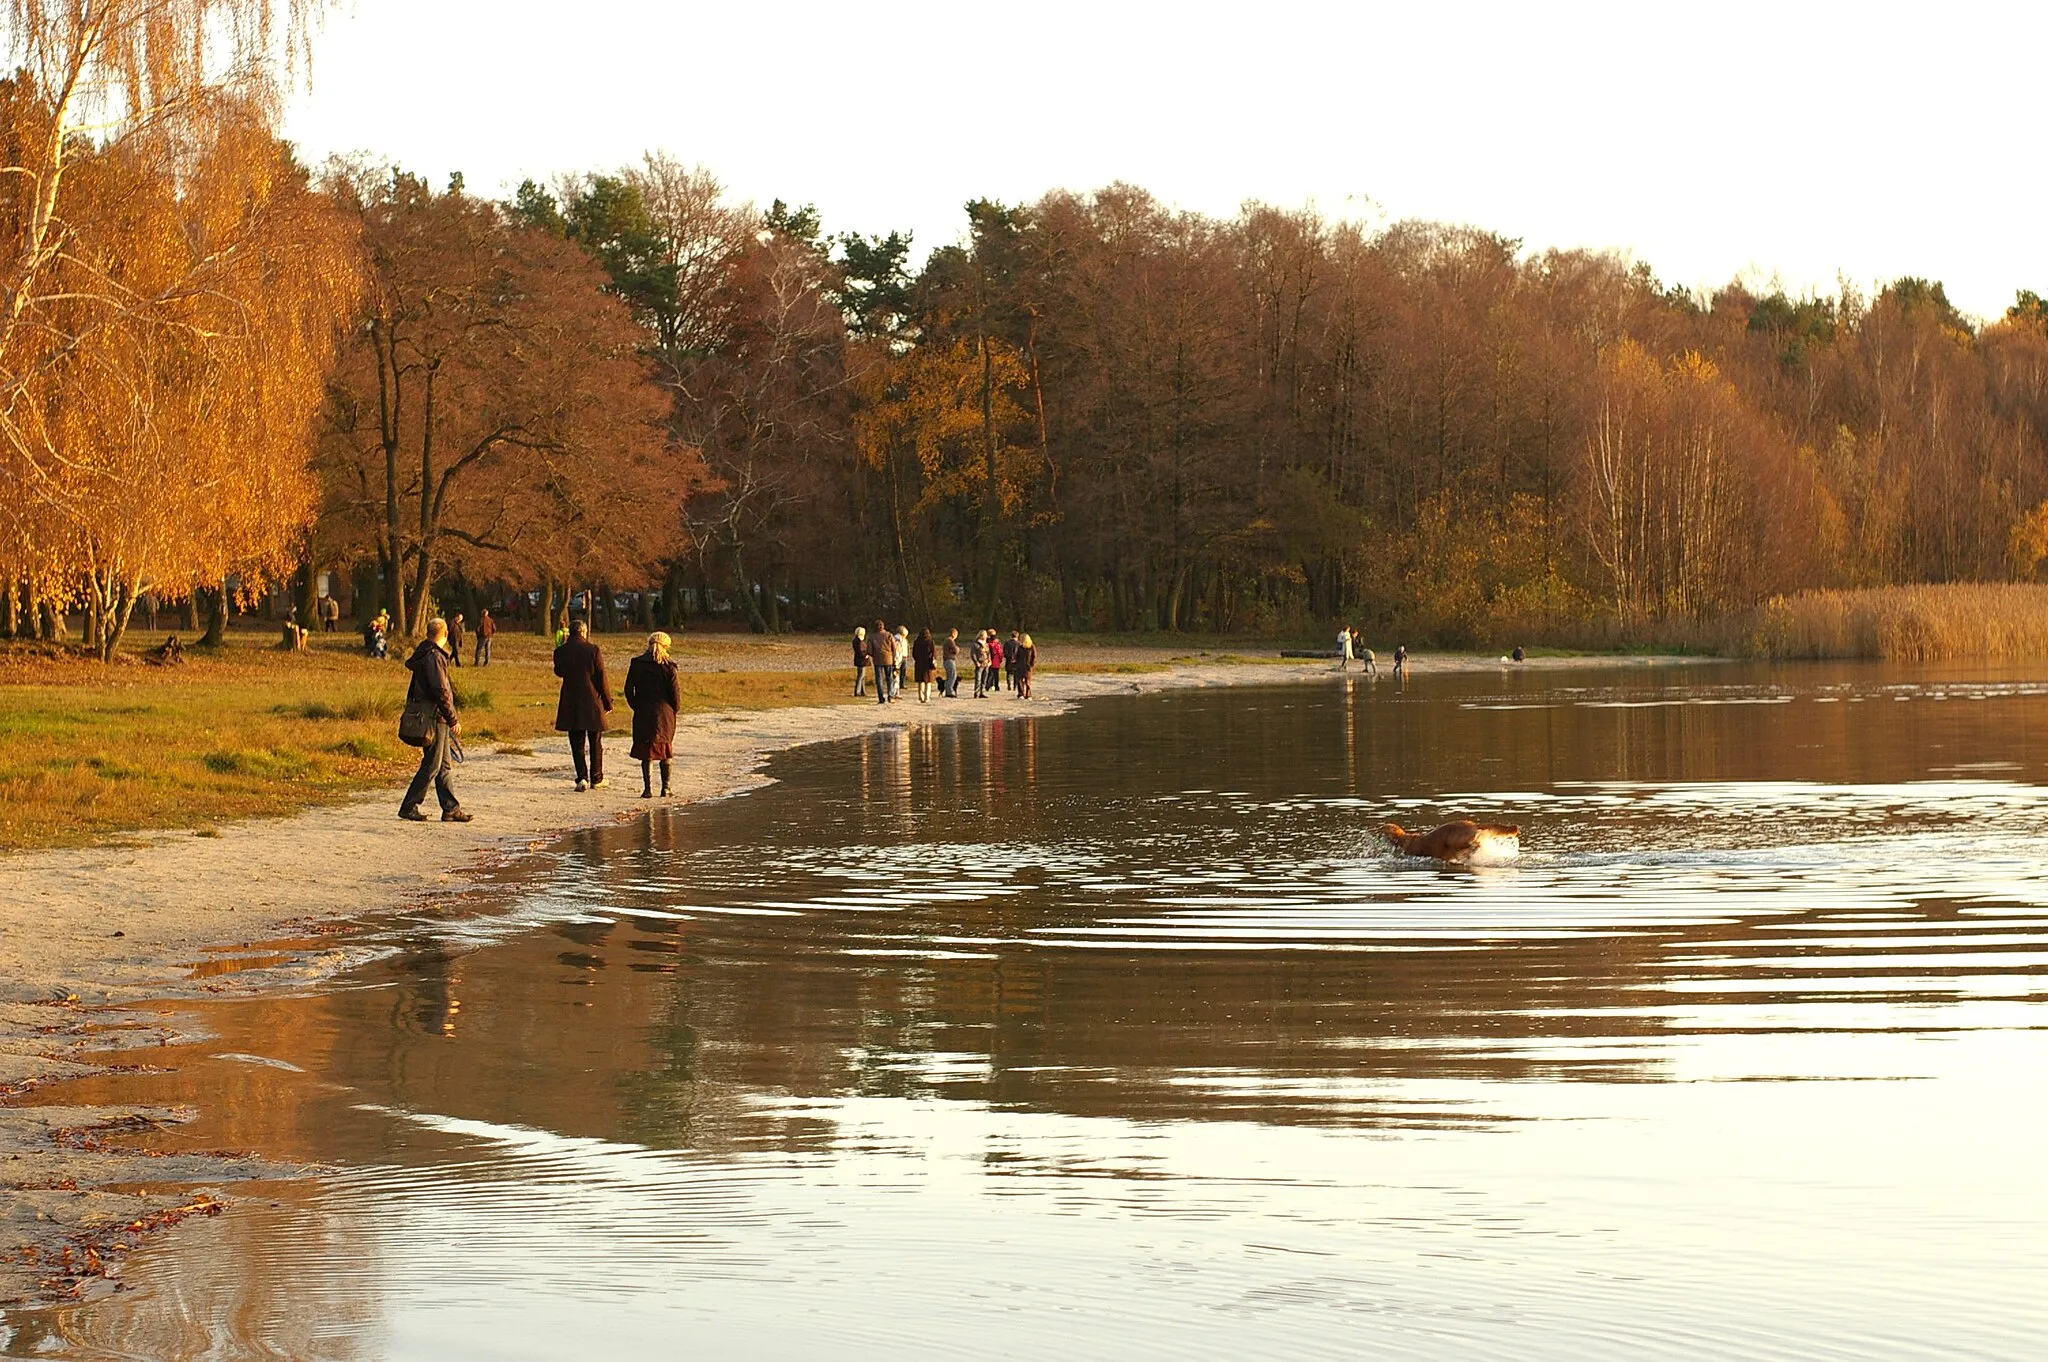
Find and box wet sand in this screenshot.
[0,649,1689,1305]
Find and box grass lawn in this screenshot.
[0,628,852,851]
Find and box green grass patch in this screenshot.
[283,692,388,721]
[325,735,397,761]
[200,747,315,780]
[450,679,495,711]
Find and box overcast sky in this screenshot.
[284,0,2041,319]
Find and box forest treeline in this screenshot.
[10,0,2048,656]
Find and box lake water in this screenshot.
[8,664,2048,1360]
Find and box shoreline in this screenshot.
[0,650,1695,1307]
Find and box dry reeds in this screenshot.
[1743,584,2048,660]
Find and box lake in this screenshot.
[8,663,2048,1359]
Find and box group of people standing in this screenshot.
[852,624,1037,704]
[1335,628,1409,676]
[365,606,495,665]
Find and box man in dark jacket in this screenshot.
[400,618,470,822]
[553,619,613,791]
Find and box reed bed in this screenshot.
[1742,584,2048,661]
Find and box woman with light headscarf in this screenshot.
[624,631,682,798]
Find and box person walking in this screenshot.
[1015,632,1038,699]
[1337,626,1354,672]
[912,627,937,704]
[970,630,990,698]
[319,595,340,633]
[851,626,870,697]
[554,619,613,791]
[871,620,896,704]
[447,613,465,667]
[624,631,681,799]
[475,608,496,666]
[941,628,960,698]
[399,618,469,823]
[895,625,911,695]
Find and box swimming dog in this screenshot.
[1384,820,1521,864]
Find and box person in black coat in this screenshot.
[553,619,613,791]
[912,627,937,704]
[624,631,681,799]
[851,627,869,697]
[399,619,469,822]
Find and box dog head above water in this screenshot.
[1385,820,1522,864]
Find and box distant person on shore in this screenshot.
[399,618,468,823]
[871,620,897,704]
[970,630,990,697]
[1015,632,1037,699]
[448,612,466,667]
[1356,629,1377,677]
[988,631,1005,693]
[913,627,937,703]
[895,625,911,693]
[1337,626,1354,671]
[1393,643,1408,675]
[475,609,495,666]
[1511,645,1526,663]
[624,631,681,799]
[1005,630,1023,692]
[941,628,960,698]
[851,626,870,697]
[554,619,613,791]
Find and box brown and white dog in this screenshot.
[1384,820,1521,864]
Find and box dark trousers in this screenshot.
[475,637,491,666]
[569,730,604,784]
[402,722,459,813]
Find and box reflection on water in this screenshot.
[11,664,2048,1359]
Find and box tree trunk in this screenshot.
[200,588,228,647]
[730,542,769,633]
[974,327,1004,625]
[294,558,318,631]
[2,580,16,639]
[536,573,555,635]
[661,561,683,629]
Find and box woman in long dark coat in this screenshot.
[912,627,937,704]
[624,631,681,799]
[553,619,613,791]
[1014,632,1038,700]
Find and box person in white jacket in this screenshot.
[1337,627,1355,671]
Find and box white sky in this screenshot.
[284,0,2043,320]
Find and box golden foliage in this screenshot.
[0,1,349,659]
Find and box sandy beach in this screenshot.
[0,649,1692,1306]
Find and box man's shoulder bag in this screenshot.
[398,698,437,747]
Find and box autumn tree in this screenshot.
[0,1,354,657]
[319,167,692,636]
